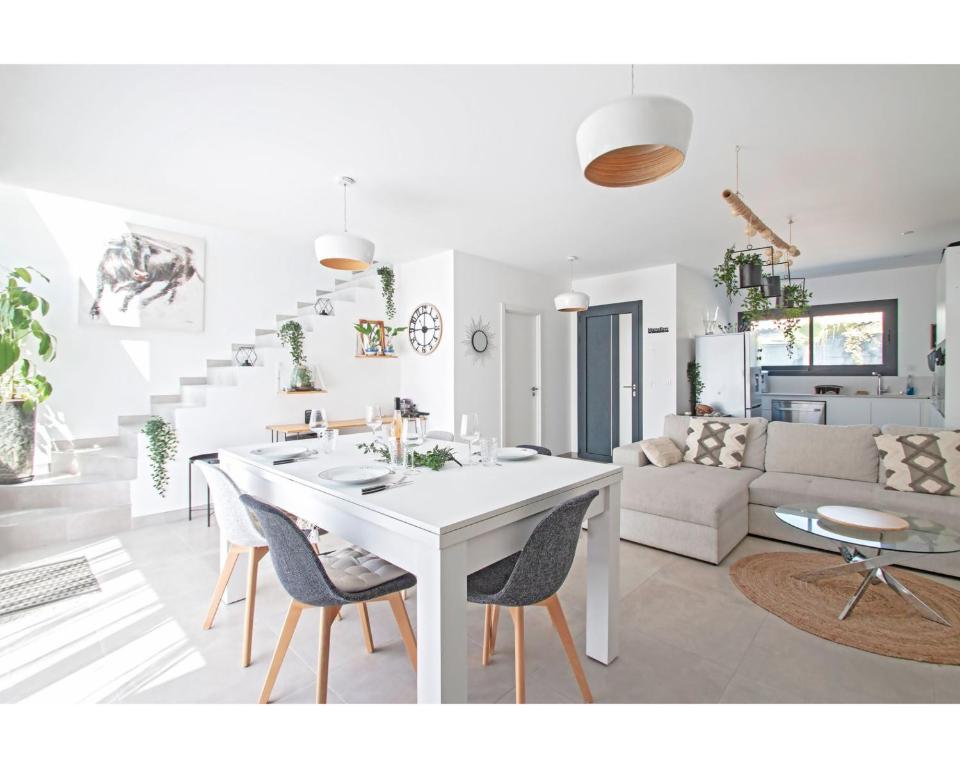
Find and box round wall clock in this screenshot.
[408,303,443,355]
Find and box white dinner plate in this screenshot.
[496,447,538,461]
[250,445,314,460]
[319,465,394,485]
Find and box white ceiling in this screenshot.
[1,65,958,279]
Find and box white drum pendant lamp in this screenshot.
[576,68,693,188]
[315,176,375,271]
[554,256,590,312]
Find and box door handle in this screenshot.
[622,383,637,397]
[531,386,539,397]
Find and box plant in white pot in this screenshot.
[0,267,56,484]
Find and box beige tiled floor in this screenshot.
[2,518,960,704]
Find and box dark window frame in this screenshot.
[740,298,898,377]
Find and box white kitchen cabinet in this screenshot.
[926,402,946,429]
[825,397,871,426]
[869,398,923,427]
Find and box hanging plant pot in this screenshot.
[761,274,781,299]
[738,263,763,289]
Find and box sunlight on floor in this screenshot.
[0,536,205,703]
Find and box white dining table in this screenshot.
[218,434,622,703]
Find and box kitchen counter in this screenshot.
[763,392,930,400]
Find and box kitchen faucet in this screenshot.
[872,372,887,396]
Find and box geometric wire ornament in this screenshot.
[314,297,334,316]
[462,315,494,365]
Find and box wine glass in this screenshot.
[365,405,383,437]
[460,412,480,464]
[308,408,328,439]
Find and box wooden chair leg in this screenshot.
[259,600,304,704]
[242,546,268,667]
[316,605,340,704]
[482,605,493,666]
[490,605,500,655]
[385,592,417,671]
[356,601,375,653]
[542,594,593,703]
[202,544,241,630]
[508,606,525,704]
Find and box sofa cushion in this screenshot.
[764,422,880,482]
[620,461,761,528]
[664,414,767,471]
[683,419,748,469]
[877,425,944,482]
[748,471,877,509]
[749,470,960,525]
[876,430,960,496]
[611,442,648,468]
[640,437,682,467]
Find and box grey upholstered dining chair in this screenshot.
[242,494,418,704]
[470,489,597,703]
[426,429,454,441]
[516,444,552,455]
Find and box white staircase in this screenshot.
[0,270,384,552]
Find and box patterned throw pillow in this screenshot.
[875,431,960,496]
[683,419,748,469]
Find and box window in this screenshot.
[745,299,897,376]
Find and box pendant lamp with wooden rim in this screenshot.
[554,256,590,312]
[315,176,375,271]
[576,67,693,188]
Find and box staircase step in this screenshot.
[179,376,208,386]
[206,359,233,368]
[150,393,182,405]
[118,414,151,426]
[50,444,138,476]
[0,473,132,511]
[0,504,131,550]
[254,328,276,336]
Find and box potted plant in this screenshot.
[713,246,766,297]
[384,325,403,355]
[278,320,316,390]
[778,283,812,356]
[686,361,704,415]
[0,267,56,484]
[376,265,396,321]
[739,287,771,331]
[141,416,178,497]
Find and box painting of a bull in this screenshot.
[84,226,205,331]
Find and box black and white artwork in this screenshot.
[81,224,205,331]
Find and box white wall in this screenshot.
[452,251,570,453]
[0,184,402,513]
[570,264,679,443]
[676,265,731,413]
[942,246,960,427]
[397,250,456,432]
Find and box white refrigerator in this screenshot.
[694,332,762,417]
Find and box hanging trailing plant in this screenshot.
[778,283,813,357]
[686,361,704,414]
[142,416,178,497]
[713,246,765,301]
[377,265,396,320]
[277,320,307,366]
[739,287,771,331]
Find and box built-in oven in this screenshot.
[771,399,827,424]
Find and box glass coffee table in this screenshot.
[775,505,960,626]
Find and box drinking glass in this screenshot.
[480,437,499,466]
[460,413,480,464]
[308,408,328,438]
[365,405,383,437]
[388,440,405,474]
[402,417,424,473]
[320,428,339,454]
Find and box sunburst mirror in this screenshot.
[462,316,494,364]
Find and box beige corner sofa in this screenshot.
[612,416,960,578]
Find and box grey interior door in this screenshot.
[577,301,642,462]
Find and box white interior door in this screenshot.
[502,307,541,447]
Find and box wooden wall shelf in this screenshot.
[354,355,398,359]
[281,389,328,395]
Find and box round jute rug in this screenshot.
[730,552,960,664]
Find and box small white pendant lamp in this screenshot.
[554,256,590,312]
[315,176,375,271]
[576,67,693,188]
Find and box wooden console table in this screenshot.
[266,418,367,442]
